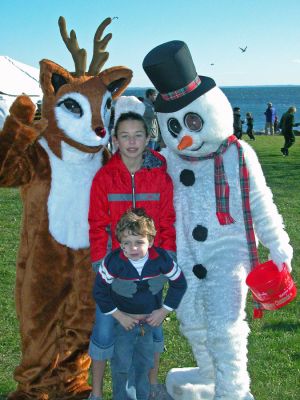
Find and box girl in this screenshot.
[88,97,176,400]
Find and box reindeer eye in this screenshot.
[167,118,182,138]
[105,97,112,110]
[57,98,83,117]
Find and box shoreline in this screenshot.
[250,130,300,136]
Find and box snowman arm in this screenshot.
[242,142,293,270]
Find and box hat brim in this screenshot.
[154,75,216,113]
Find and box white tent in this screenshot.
[0,56,42,128]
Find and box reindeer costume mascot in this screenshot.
[0,17,132,400]
[143,41,293,400]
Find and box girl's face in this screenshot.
[113,119,149,163]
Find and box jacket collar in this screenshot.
[109,149,165,172]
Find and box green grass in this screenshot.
[0,136,299,399]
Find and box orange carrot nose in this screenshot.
[177,135,193,150]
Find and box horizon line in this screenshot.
[127,84,300,89]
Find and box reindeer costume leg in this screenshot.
[11,246,95,400]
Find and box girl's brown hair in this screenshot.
[114,111,149,137]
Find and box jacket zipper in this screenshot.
[131,173,136,208]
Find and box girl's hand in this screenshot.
[112,310,138,330]
[146,307,170,327]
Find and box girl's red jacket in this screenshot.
[89,149,176,262]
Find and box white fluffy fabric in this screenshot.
[166,368,215,400]
[113,95,145,126]
[39,137,103,249]
[158,85,292,400]
[158,87,234,157]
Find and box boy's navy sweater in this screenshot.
[93,246,187,315]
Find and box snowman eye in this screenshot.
[167,118,182,137]
[184,113,203,132]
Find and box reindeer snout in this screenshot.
[94,127,106,138]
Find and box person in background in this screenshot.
[280,106,300,156]
[264,102,276,135]
[88,102,176,400]
[144,88,160,150]
[274,115,279,133]
[93,208,187,400]
[233,107,244,139]
[246,112,255,140]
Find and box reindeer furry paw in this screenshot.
[9,95,36,124]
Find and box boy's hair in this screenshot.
[114,111,149,137]
[116,208,157,243]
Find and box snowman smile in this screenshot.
[191,142,205,151]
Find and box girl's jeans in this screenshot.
[111,321,154,400]
[88,305,164,361]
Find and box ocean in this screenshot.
[124,85,300,131]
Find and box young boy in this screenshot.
[93,209,187,400]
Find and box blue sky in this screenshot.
[1,0,300,87]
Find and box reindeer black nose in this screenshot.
[95,127,106,138]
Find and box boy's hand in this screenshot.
[112,310,138,330]
[146,307,170,327]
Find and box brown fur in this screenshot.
[1,57,131,399]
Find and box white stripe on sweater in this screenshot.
[165,262,181,280]
[99,260,114,284]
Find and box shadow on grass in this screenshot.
[262,321,300,332]
[290,354,300,364]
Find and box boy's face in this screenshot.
[120,230,153,261]
[113,120,149,163]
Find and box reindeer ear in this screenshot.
[107,78,127,96]
[100,66,133,99]
[39,59,73,96]
[51,73,68,93]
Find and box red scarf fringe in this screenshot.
[216,212,235,225]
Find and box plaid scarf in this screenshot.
[179,134,260,269]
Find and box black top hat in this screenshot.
[143,40,216,113]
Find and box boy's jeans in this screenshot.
[111,322,154,400]
[88,305,164,360]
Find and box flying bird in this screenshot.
[239,46,247,53]
[210,63,214,66]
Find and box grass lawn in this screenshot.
[0,135,299,399]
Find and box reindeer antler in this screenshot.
[88,17,112,76]
[58,16,87,77]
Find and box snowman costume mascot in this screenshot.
[142,41,293,400]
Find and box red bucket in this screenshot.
[246,260,297,310]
